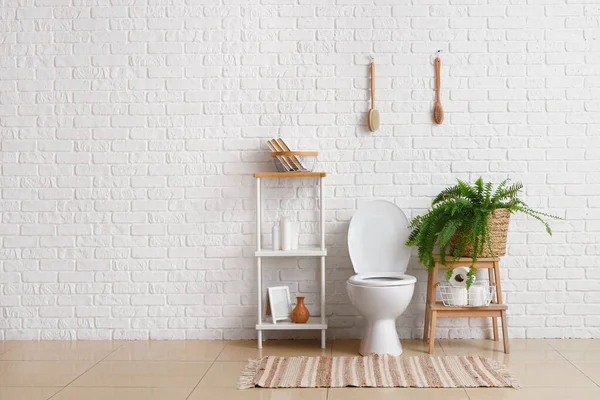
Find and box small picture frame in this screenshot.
[267,286,292,324]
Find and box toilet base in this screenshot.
[359,319,403,356]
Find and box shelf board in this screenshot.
[253,172,326,178]
[433,255,500,263]
[427,303,507,318]
[255,247,327,257]
[428,303,507,312]
[256,317,327,331]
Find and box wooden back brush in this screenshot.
[367,61,380,132]
[433,55,444,125]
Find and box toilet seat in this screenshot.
[348,273,416,287]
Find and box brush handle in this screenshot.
[435,58,441,102]
[370,62,375,108]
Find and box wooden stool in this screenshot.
[423,256,509,354]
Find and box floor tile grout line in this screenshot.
[439,339,447,355]
[184,365,213,400]
[183,343,226,400]
[545,339,600,389]
[0,341,25,357]
[212,340,230,363]
[42,385,204,388]
[45,342,126,400]
[463,387,472,400]
[330,338,337,356]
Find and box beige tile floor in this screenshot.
[0,339,599,399]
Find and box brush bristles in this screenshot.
[434,106,444,124]
[369,109,380,131]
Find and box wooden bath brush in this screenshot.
[367,60,380,132]
[433,53,444,125]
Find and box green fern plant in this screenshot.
[406,178,559,288]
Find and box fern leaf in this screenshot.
[495,182,523,202]
[457,179,479,203]
[490,179,509,204]
[483,182,493,208]
[511,205,555,236]
[439,220,461,248]
[432,185,462,205]
[466,266,477,289]
[474,177,484,199]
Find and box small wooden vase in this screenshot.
[291,297,309,323]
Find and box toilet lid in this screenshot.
[348,200,411,274]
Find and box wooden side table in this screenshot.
[423,256,509,354]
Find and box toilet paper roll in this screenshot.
[469,286,487,306]
[448,287,468,306]
[448,266,473,287]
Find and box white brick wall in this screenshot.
[1,0,599,340]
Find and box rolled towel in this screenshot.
[448,266,473,287]
[469,286,487,306]
[448,287,468,306]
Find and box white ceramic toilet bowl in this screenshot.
[347,273,416,355]
[346,201,415,356]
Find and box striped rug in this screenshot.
[238,355,519,389]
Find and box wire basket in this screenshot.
[438,282,496,307]
[271,151,317,172]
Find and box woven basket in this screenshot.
[451,208,510,258]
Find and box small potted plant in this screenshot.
[406,178,559,288]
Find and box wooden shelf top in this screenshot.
[428,303,507,312]
[433,255,500,263]
[253,172,326,178]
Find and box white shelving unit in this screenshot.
[254,171,327,349]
